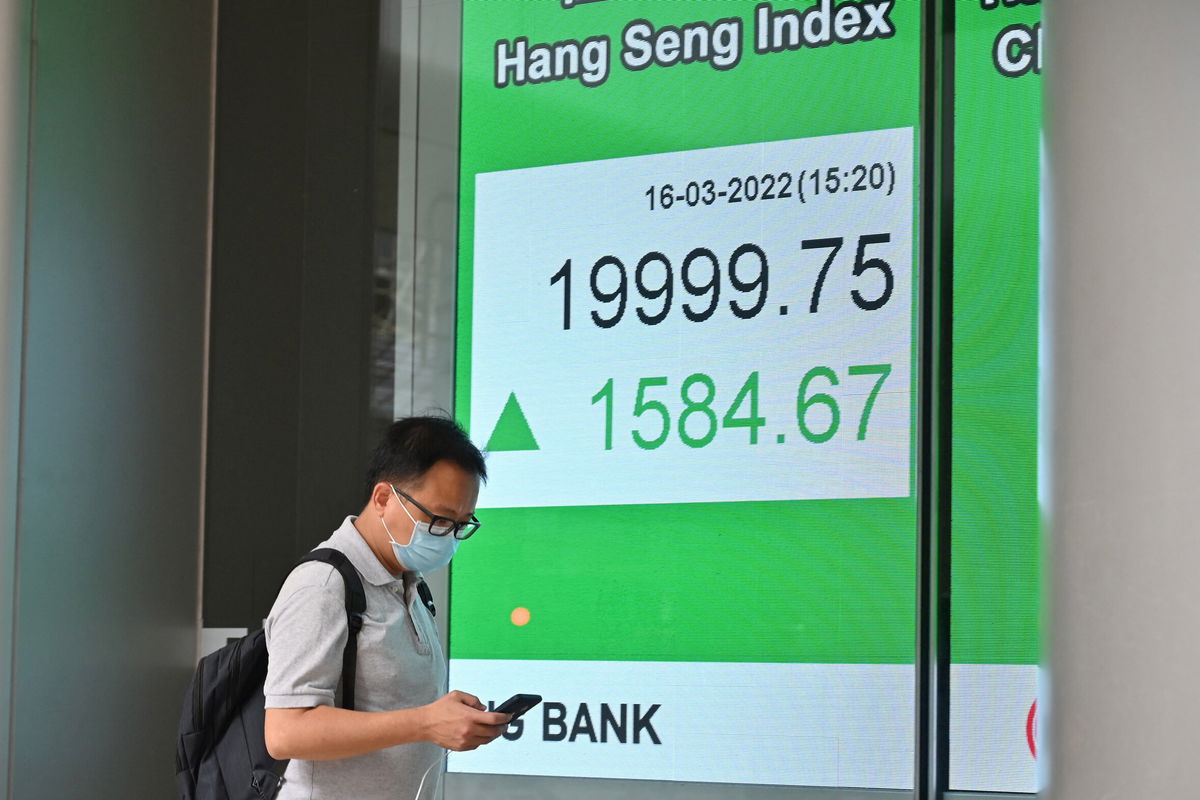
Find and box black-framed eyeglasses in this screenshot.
[391,485,482,540]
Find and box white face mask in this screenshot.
[380,485,460,573]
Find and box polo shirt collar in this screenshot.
[328,515,410,587]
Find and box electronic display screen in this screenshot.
[449,0,921,788]
[949,0,1042,793]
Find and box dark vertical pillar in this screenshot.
[205,1,382,629]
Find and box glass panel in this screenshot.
[448,0,922,791]
[949,0,1043,793]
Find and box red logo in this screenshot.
[1026,700,1038,758]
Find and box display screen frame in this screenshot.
[381,0,1042,796]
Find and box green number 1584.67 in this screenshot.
[589,365,892,451]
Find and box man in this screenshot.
[263,416,510,799]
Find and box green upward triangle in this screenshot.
[485,392,540,452]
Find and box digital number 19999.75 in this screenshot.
[549,234,895,331]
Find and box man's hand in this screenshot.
[420,690,512,751]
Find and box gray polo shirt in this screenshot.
[264,516,447,800]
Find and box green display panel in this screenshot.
[949,0,1042,792]
[450,0,921,788]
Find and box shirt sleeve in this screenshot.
[263,562,349,709]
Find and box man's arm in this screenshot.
[265,690,510,761]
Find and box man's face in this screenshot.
[383,459,481,547]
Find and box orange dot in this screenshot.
[510,607,531,626]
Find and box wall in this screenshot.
[1046,0,1200,797]
[0,0,30,794]
[0,1,213,797]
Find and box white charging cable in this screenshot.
[412,749,448,800]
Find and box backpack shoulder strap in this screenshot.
[298,548,366,710]
[416,579,436,617]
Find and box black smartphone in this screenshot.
[492,693,542,722]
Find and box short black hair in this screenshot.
[364,415,487,500]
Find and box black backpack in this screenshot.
[174,548,365,800]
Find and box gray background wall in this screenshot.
[1045,0,1200,797]
[0,1,213,797]
[0,0,30,793]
